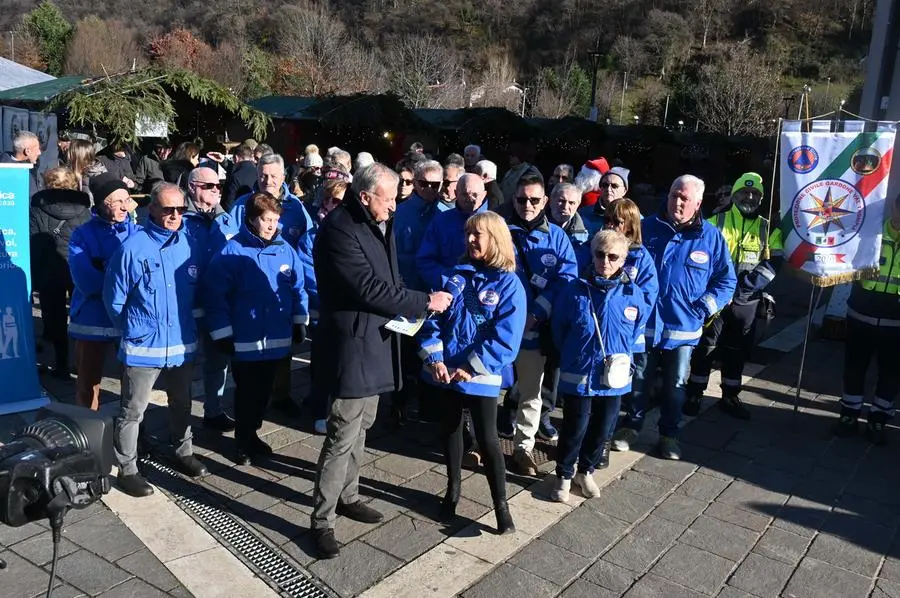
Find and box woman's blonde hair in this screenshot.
[605,198,642,245]
[463,211,517,272]
[67,139,95,177]
[43,167,79,190]
[590,229,630,256]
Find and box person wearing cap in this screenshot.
[579,165,629,236]
[301,149,325,199]
[243,138,259,152]
[103,183,208,497]
[684,172,783,420]
[230,153,317,417]
[184,167,240,433]
[499,143,542,204]
[573,157,610,209]
[68,173,141,410]
[613,175,736,460]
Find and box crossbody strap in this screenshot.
[584,283,607,359]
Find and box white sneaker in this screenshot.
[314,419,327,435]
[551,477,571,503]
[573,472,601,498]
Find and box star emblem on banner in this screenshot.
[801,187,855,234]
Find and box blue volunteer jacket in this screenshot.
[394,192,454,292]
[507,216,578,350]
[641,212,737,349]
[203,225,309,362]
[578,205,606,238]
[103,219,201,367]
[417,264,527,397]
[623,243,659,353]
[552,273,650,396]
[68,214,140,340]
[230,183,318,319]
[183,205,239,319]
[416,202,489,291]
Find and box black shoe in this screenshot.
[173,454,208,478]
[271,399,303,418]
[682,394,702,416]
[117,473,154,497]
[234,447,252,466]
[718,395,751,420]
[249,435,273,457]
[440,487,460,522]
[867,420,888,446]
[495,502,515,535]
[336,501,384,524]
[498,408,515,439]
[203,413,236,433]
[390,405,407,428]
[597,441,611,469]
[313,529,340,559]
[833,414,858,437]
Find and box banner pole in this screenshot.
[792,284,817,414]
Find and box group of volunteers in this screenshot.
[23,127,790,560]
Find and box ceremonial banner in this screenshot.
[780,121,897,286]
[0,164,48,414]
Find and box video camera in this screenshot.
[0,403,113,528]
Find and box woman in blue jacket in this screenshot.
[417,211,526,535]
[203,192,310,465]
[550,230,649,503]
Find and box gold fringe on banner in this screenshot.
[789,267,880,288]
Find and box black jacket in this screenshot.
[29,188,92,291]
[160,159,196,188]
[223,160,257,212]
[486,179,505,212]
[98,154,135,184]
[313,192,430,398]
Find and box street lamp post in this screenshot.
[587,39,602,122]
[678,119,684,132]
[633,115,640,126]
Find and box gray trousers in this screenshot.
[310,395,379,530]
[115,364,194,476]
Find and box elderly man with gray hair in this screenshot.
[474,159,504,212]
[310,162,453,558]
[463,144,483,172]
[613,174,736,460]
[548,182,589,250]
[1,129,43,197]
[103,183,207,497]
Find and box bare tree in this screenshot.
[611,36,649,76]
[641,10,693,78]
[471,49,521,112]
[692,43,783,136]
[65,17,142,75]
[532,55,588,118]
[387,34,464,108]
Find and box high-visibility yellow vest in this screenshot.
[709,205,784,274]
[859,220,900,294]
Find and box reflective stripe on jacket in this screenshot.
[848,220,900,323]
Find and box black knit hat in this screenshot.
[89,172,128,202]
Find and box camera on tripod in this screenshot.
[0,402,113,528]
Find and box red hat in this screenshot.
[584,157,610,175]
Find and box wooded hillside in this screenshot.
[0,0,875,135]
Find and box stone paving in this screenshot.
[9,276,896,598]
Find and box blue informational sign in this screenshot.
[0,163,48,414]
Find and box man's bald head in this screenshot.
[187,166,222,211]
[456,172,487,214]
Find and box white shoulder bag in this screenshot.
[587,288,633,390]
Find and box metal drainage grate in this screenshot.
[140,458,333,598]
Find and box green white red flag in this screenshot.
[779,121,896,286]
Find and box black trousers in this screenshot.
[232,359,278,443]
[439,387,507,506]
[841,316,900,420]
[687,301,757,398]
[38,284,70,370]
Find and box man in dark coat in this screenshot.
[309,162,452,559]
[222,144,257,212]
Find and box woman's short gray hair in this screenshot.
[352,163,399,195]
[590,229,629,254]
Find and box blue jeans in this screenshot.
[201,331,231,418]
[621,346,693,438]
[556,393,621,479]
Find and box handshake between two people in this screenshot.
[427,291,454,314]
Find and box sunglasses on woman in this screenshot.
[593,250,622,262]
[399,178,414,187]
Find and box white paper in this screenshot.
[383,314,427,337]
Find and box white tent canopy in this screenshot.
[0,57,54,92]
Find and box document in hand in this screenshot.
[384,314,427,337]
